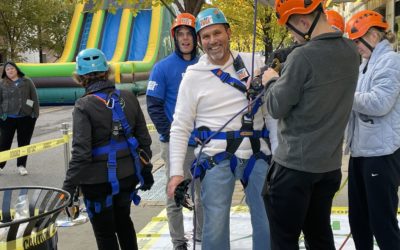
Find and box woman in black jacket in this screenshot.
[62,48,153,250]
[0,61,39,176]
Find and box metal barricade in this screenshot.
[55,123,89,227]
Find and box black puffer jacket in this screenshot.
[63,80,152,194]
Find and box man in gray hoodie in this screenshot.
[262,0,359,249]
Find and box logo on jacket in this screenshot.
[148,81,158,91]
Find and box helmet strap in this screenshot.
[358,37,374,53]
[286,8,322,41]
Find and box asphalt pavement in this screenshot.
[0,95,352,250]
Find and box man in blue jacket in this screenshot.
[146,13,202,250]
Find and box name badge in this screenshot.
[26,99,34,107]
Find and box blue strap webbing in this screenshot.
[91,90,143,209]
[242,154,257,187]
[92,140,130,156]
[191,152,237,179]
[211,69,247,93]
[194,129,269,141]
[211,67,263,116]
[84,199,94,218]
[241,152,271,188]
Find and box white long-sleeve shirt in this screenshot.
[169,51,277,177]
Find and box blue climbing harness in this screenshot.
[191,64,271,188]
[85,89,144,218]
[191,129,271,187]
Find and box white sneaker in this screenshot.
[18,166,28,176]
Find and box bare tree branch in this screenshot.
[193,0,205,16]
[174,0,185,13]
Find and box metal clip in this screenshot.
[106,98,115,109]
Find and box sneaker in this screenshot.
[18,166,28,176]
[0,168,3,175]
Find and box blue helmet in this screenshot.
[195,8,229,34]
[76,48,109,75]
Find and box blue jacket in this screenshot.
[346,40,400,157]
[146,52,198,144]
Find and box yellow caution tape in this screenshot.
[0,137,68,163]
[0,124,156,163]
[146,123,156,132]
[0,224,57,250]
[331,206,400,215]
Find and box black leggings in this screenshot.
[0,116,36,168]
[80,175,139,250]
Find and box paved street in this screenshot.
[0,95,353,249]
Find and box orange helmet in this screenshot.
[171,13,196,38]
[275,0,324,25]
[345,10,388,40]
[326,10,344,32]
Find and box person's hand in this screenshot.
[0,114,7,121]
[167,175,184,198]
[140,164,154,191]
[262,68,279,87]
[138,149,154,191]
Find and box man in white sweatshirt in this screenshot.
[167,8,277,250]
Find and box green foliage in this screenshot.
[0,0,74,61]
[81,0,205,16]
[0,0,29,61]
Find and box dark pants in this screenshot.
[0,116,37,168]
[348,150,400,250]
[263,162,341,250]
[81,175,139,250]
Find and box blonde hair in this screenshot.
[369,27,397,43]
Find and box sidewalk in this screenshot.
[56,155,351,250]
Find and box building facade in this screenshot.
[332,0,399,51]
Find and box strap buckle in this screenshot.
[106,98,115,109]
[240,113,254,137]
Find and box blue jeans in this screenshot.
[201,156,271,250]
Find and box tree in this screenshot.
[0,0,74,62]
[81,0,206,16]
[24,0,75,62]
[0,1,29,61]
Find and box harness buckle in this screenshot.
[112,122,121,136]
[208,156,217,167]
[106,98,115,109]
[240,131,254,137]
[241,113,254,137]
